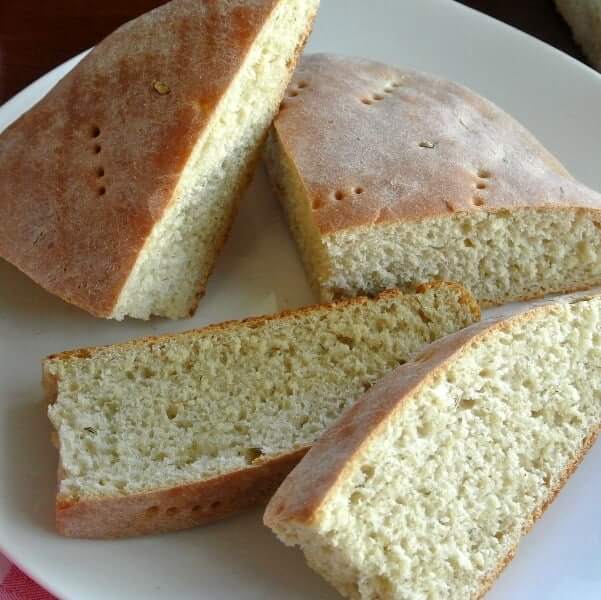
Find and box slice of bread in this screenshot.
[265,292,601,600]
[556,0,601,69]
[43,283,478,538]
[0,0,319,320]
[265,53,601,307]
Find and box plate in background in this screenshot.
[1,0,600,598]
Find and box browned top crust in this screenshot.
[274,53,601,235]
[264,290,599,526]
[0,0,280,316]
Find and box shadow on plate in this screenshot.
[0,258,179,348]
[209,164,316,314]
[0,260,84,324]
[2,391,57,535]
[0,169,314,336]
[195,508,337,599]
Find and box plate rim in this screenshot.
[1,0,601,598]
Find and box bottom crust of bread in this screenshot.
[48,282,478,539]
[57,448,308,539]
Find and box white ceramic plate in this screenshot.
[1,1,601,598]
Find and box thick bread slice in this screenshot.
[265,291,601,600]
[43,283,478,538]
[556,0,601,69]
[0,0,319,320]
[265,53,601,306]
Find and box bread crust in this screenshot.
[272,54,601,236]
[264,290,601,597]
[43,281,479,367]
[44,282,479,539]
[0,0,288,317]
[57,448,308,539]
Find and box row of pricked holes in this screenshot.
[472,169,491,207]
[362,79,404,106]
[145,500,222,518]
[313,186,364,210]
[281,79,310,110]
[91,126,106,196]
[286,77,492,211]
[316,171,492,212]
[415,140,493,209]
[286,77,404,108]
[314,172,492,212]
[288,80,309,97]
[360,80,493,210]
[335,186,364,201]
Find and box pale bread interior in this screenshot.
[113,0,319,320]
[46,286,476,504]
[266,109,601,307]
[265,128,332,294]
[271,298,601,600]
[324,209,601,306]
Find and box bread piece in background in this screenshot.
[266,53,601,307]
[0,0,320,320]
[266,291,601,600]
[556,0,601,69]
[44,283,478,538]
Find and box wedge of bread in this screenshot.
[265,53,601,306]
[0,0,319,320]
[265,291,601,600]
[43,283,478,538]
[556,0,601,69]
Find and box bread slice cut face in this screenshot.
[44,283,478,538]
[266,53,601,306]
[0,0,320,319]
[265,291,601,600]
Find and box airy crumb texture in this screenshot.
[266,54,601,306]
[265,294,601,600]
[114,0,319,319]
[323,209,601,306]
[45,284,478,537]
[556,0,601,69]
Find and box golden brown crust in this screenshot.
[57,449,308,539]
[0,0,283,317]
[264,290,600,528]
[43,281,479,368]
[42,369,59,406]
[273,54,601,235]
[46,282,478,538]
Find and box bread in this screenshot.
[43,283,478,538]
[556,0,601,69]
[265,291,601,600]
[0,0,319,320]
[265,53,601,306]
